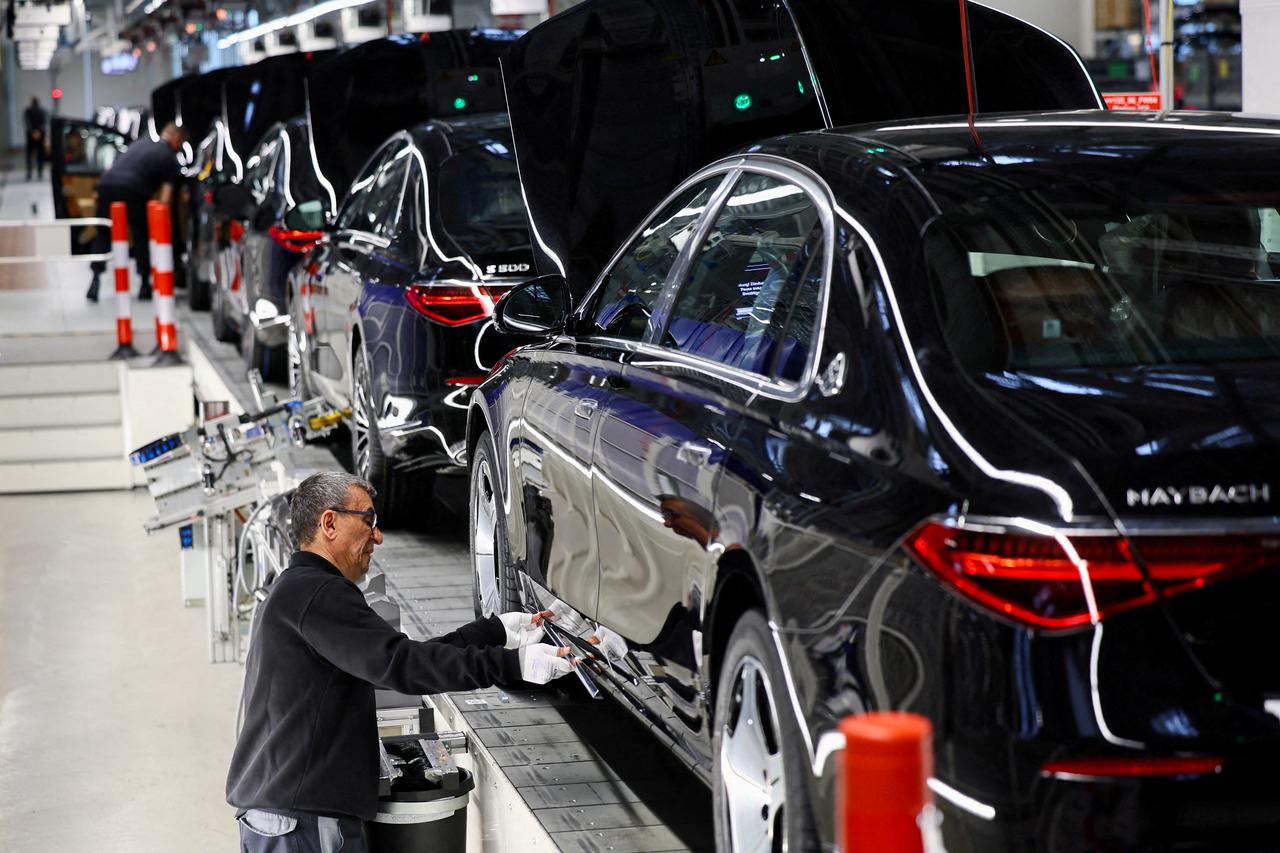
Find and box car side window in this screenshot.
[659,172,824,378]
[586,176,725,341]
[769,233,824,382]
[393,163,428,260]
[335,147,390,233]
[364,148,412,237]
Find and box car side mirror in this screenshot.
[214,182,255,220]
[494,274,570,336]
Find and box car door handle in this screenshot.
[574,398,599,419]
[676,441,714,466]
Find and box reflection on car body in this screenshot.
[471,2,1280,845]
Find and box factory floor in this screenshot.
[0,489,242,851]
[0,166,240,851]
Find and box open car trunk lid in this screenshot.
[500,0,1101,298]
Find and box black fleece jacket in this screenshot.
[226,551,520,820]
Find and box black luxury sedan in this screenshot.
[471,109,1280,853]
[212,115,335,381]
[463,1,1280,849]
[290,113,534,522]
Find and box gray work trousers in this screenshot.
[238,808,367,853]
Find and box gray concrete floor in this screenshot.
[0,489,241,851]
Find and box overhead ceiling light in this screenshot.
[216,0,377,49]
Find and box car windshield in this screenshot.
[436,142,530,257]
[925,187,1280,372]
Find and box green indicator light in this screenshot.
[866,146,886,154]
[768,53,782,61]
[797,80,805,95]
[467,74,480,82]
[453,97,468,110]
[1214,692,1225,702]
[734,93,753,111]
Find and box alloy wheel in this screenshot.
[287,325,303,398]
[471,454,500,616]
[352,355,373,478]
[720,655,787,853]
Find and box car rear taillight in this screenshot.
[1041,756,1223,780]
[404,282,517,326]
[444,376,487,386]
[268,224,324,253]
[906,521,1278,630]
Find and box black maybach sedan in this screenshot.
[469,111,1280,852]
[291,113,534,522]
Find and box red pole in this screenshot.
[148,201,182,365]
[838,712,933,853]
[108,202,138,359]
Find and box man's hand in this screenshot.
[588,625,628,663]
[499,610,552,650]
[518,643,576,684]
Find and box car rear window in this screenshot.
[436,142,530,258]
[926,192,1280,371]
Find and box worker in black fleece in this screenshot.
[227,470,573,852]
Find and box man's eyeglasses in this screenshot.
[330,507,378,530]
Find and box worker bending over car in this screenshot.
[227,470,573,852]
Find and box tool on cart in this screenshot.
[130,391,348,662]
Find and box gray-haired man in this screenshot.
[227,471,572,852]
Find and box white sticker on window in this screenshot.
[1042,318,1062,339]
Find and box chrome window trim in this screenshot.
[641,167,743,343]
[573,155,837,404]
[573,161,744,327]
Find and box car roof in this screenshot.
[742,109,1280,221]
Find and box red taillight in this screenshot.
[404,283,516,326]
[1042,756,1223,780]
[268,224,323,253]
[444,376,487,386]
[906,521,1277,630]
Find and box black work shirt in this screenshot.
[226,551,520,820]
[98,137,181,198]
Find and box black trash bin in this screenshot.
[367,737,474,853]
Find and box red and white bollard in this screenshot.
[147,201,182,365]
[108,201,138,360]
[838,712,936,853]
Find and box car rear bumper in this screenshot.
[375,392,469,471]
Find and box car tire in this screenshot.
[469,431,521,618]
[351,345,433,527]
[287,319,307,399]
[242,319,287,384]
[188,249,211,311]
[189,275,211,311]
[713,609,819,853]
[211,276,238,344]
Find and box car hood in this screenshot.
[951,363,1280,522]
[500,0,1100,299]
